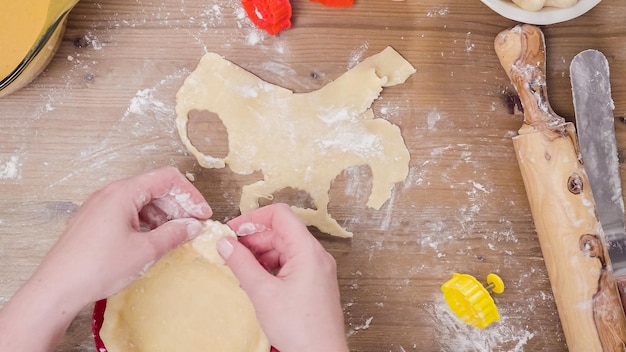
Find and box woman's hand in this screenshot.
[38,166,212,303]
[0,166,212,352]
[218,203,349,352]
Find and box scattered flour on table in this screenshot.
[47,70,190,188]
[176,0,267,47]
[0,155,21,180]
[427,108,442,130]
[379,102,401,118]
[25,0,278,125]
[347,316,374,337]
[127,88,166,115]
[348,42,371,69]
[426,6,449,17]
[123,70,189,137]
[379,189,397,231]
[342,166,371,203]
[430,296,535,351]
[85,0,269,50]
[401,137,521,258]
[123,78,181,139]
[403,160,429,189]
[397,125,555,350]
[33,31,105,117]
[472,181,490,194]
[245,30,264,46]
[260,61,297,77]
[197,3,225,29]
[465,32,475,53]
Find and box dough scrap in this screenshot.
[100,221,269,352]
[176,46,416,238]
[511,0,577,11]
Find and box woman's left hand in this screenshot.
[0,166,212,352]
[39,166,213,303]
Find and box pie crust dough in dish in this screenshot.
[176,47,416,238]
[99,221,269,352]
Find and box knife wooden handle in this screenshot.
[495,24,626,351]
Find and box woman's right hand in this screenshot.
[217,204,349,352]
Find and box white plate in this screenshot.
[480,0,601,25]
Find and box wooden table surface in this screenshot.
[1,0,625,351]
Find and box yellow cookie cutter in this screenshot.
[441,273,505,329]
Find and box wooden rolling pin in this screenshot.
[494,24,626,351]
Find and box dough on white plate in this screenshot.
[100,221,269,352]
[545,0,577,8]
[512,0,577,11]
[175,46,416,238]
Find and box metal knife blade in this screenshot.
[571,49,626,277]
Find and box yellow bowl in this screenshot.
[0,4,75,98]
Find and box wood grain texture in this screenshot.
[1,1,625,351]
[495,23,626,351]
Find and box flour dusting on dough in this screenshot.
[167,187,209,216]
[316,126,383,158]
[176,47,416,238]
[191,220,237,264]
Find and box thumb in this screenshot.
[144,218,204,259]
[217,237,274,293]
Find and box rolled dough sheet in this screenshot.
[100,221,269,352]
[176,46,416,238]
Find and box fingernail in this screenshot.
[216,237,234,259]
[186,219,204,240]
[236,222,266,236]
[200,203,213,217]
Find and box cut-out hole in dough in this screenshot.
[259,187,318,210]
[187,109,229,159]
[328,165,374,220]
[176,47,416,238]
